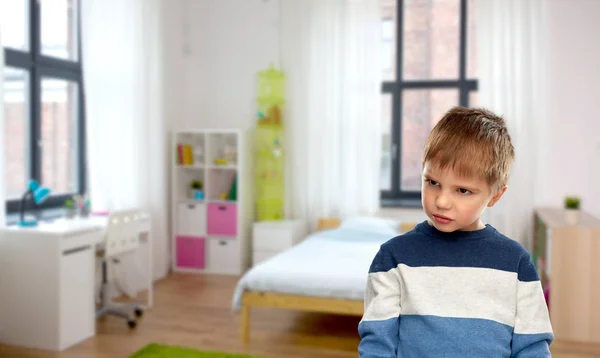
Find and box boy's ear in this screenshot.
[488,185,507,207]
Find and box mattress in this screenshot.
[231,227,394,311]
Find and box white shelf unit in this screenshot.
[171,129,253,275]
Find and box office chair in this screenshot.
[96,209,144,329]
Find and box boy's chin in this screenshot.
[427,219,458,232]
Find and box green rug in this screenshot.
[130,343,261,358]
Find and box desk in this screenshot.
[0,213,152,351]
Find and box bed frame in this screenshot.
[239,217,417,343]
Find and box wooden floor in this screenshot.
[1,273,599,358]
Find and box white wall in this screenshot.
[164,0,280,131]
[536,0,600,218]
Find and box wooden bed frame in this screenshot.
[239,217,417,343]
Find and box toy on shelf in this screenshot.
[228,176,237,201]
[212,135,238,166]
[190,180,204,200]
[193,145,204,164]
[176,143,195,166]
[223,145,237,164]
[175,133,204,166]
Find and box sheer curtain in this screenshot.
[81,0,169,290]
[477,0,548,249]
[281,0,382,228]
[0,24,5,225]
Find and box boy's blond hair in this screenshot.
[422,106,515,193]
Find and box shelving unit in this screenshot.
[534,207,600,343]
[171,129,253,275]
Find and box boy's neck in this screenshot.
[463,219,486,231]
[426,218,486,232]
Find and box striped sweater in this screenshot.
[358,221,553,358]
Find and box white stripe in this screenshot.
[398,265,518,326]
[362,265,520,326]
[362,269,402,321]
[514,280,553,334]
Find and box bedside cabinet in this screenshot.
[252,220,308,266]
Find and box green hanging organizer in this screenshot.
[255,66,285,221]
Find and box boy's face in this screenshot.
[421,161,506,232]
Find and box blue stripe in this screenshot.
[358,317,399,358]
[398,315,513,358]
[511,333,553,357]
[358,315,552,357]
[369,222,537,281]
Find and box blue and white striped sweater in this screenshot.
[358,221,553,357]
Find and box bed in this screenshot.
[232,217,417,343]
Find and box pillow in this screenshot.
[339,216,400,236]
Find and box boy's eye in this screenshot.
[427,179,439,186]
[458,188,471,194]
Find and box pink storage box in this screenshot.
[176,236,205,269]
[207,203,237,236]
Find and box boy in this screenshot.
[358,107,553,357]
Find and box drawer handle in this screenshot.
[218,206,227,211]
[63,245,91,256]
[187,204,196,209]
[219,240,227,246]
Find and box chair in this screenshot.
[96,209,144,329]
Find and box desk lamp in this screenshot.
[18,179,51,227]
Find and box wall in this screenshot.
[536,0,600,218]
[164,0,280,131]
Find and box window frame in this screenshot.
[4,0,86,215]
[380,0,477,207]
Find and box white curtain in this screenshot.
[477,0,548,250]
[281,0,382,228]
[0,22,5,225]
[81,0,169,293]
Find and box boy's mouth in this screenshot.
[433,214,453,224]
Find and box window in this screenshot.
[3,0,85,214]
[380,0,477,205]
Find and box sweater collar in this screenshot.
[415,220,496,240]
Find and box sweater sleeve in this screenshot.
[511,252,554,357]
[358,246,401,358]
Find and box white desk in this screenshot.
[0,213,152,351]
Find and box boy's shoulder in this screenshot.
[379,226,423,250]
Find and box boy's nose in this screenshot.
[435,193,452,210]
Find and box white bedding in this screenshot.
[231,227,395,311]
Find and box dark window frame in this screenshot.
[380,0,477,207]
[4,0,86,215]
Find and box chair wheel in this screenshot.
[128,320,137,329]
[134,308,143,318]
